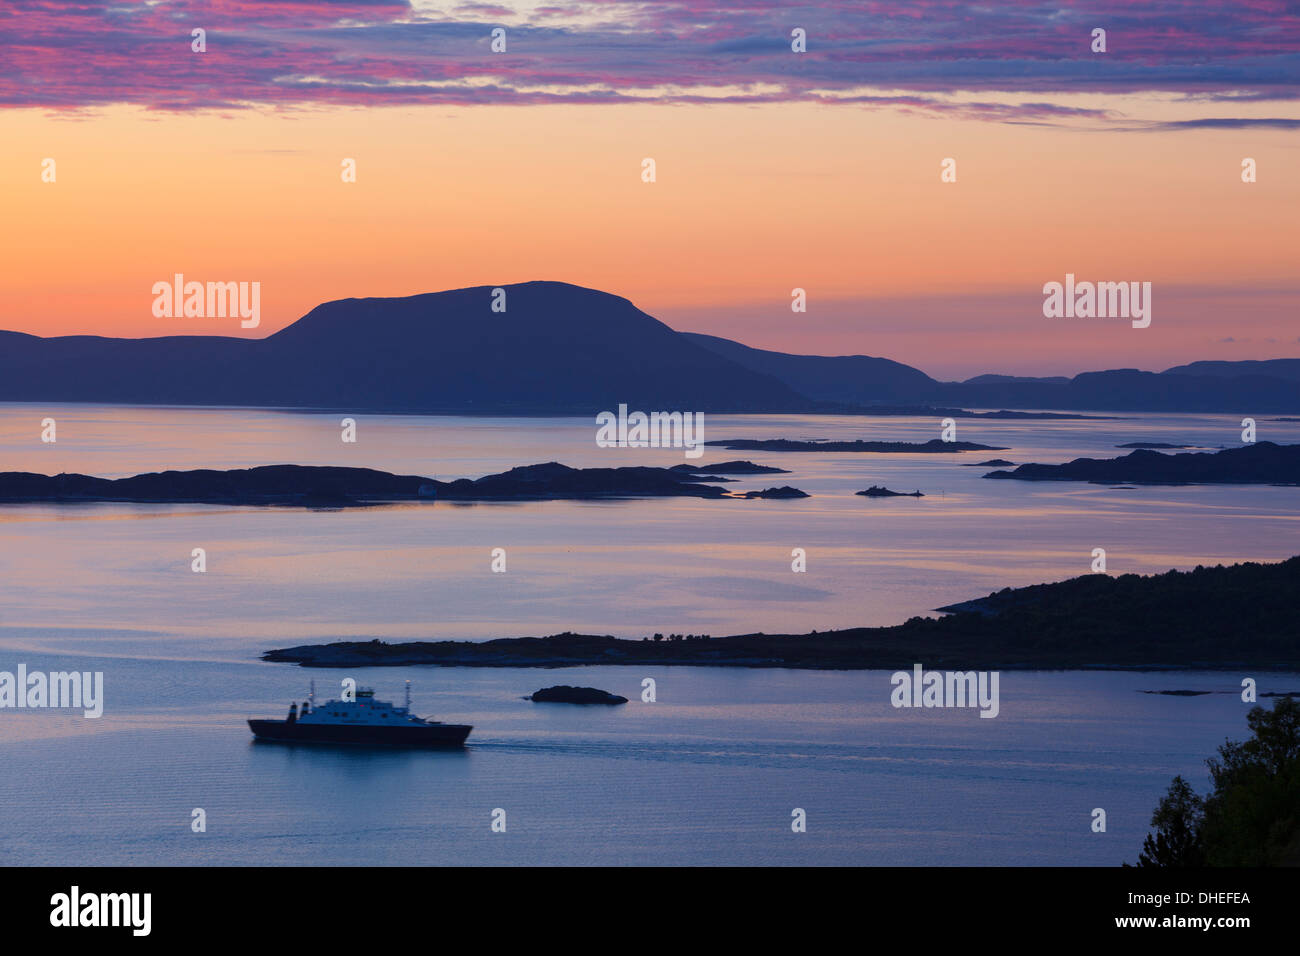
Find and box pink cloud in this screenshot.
[1,0,1296,114]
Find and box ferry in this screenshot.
[248,682,472,747]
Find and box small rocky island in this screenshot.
[963,458,1014,467]
[738,486,809,498]
[983,441,1300,485]
[528,686,628,705]
[670,461,790,475]
[0,461,797,506]
[856,486,924,497]
[1116,442,1202,449]
[706,438,1006,453]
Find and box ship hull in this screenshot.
[248,719,471,747]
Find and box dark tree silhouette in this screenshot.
[1134,776,1204,867]
[1133,697,1300,866]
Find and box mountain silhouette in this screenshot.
[700,339,1300,412]
[1,281,1297,413]
[1162,359,1300,382]
[685,335,1299,412]
[0,282,808,413]
[682,332,938,403]
[931,368,1300,412]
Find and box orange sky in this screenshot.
[2,102,1296,378]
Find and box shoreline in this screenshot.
[263,556,1300,672]
[261,640,1300,673]
[0,461,807,507]
[984,441,1300,484]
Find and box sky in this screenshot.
[1,0,1297,379]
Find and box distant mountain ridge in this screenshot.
[0,282,809,414]
[961,373,1072,386]
[1,281,1296,414]
[689,339,1300,413]
[681,332,939,403]
[1162,359,1300,382]
[930,368,1300,413]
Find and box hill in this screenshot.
[0,282,808,414]
[263,555,1300,670]
[3,282,1297,413]
[682,332,938,403]
[984,441,1300,485]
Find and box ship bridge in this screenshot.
[298,687,428,727]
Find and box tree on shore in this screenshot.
[1133,696,1300,866]
[1133,776,1204,867]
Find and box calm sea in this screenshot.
[0,405,1296,865]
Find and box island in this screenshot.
[1116,442,1201,449]
[527,686,628,705]
[963,459,1015,467]
[821,406,1108,420]
[0,461,777,506]
[983,441,1300,485]
[738,486,809,499]
[705,438,1006,453]
[856,486,924,497]
[262,554,1300,671]
[669,461,790,475]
